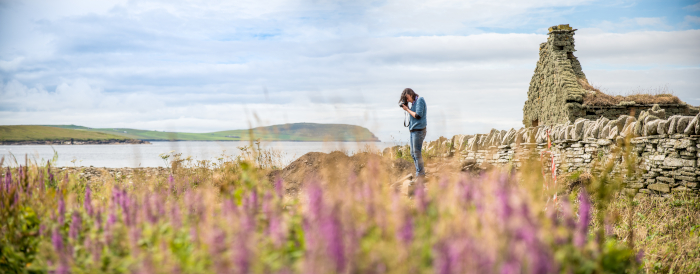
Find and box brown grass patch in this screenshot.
[580,82,683,106]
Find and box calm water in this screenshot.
[0,141,398,168]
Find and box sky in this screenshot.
[1,0,699,142]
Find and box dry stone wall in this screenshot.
[386,108,700,198]
[523,24,589,127]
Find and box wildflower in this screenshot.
[274,177,284,198]
[414,183,428,212]
[84,185,94,216]
[321,206,346,273]
[52,228,63,251]
[396,212,414,244]
[69,212,81,240]
[4,168,12,192]
[574,190,591,247]
[636,249,645,264]
[58,193,66,224]
[233,233,250,274]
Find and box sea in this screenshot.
[0,141,399,168]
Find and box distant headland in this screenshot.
[0,123,381,145]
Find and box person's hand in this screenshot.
[401,104,409,111]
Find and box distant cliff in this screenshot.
[0,125,148,145]
[44,123,381,142]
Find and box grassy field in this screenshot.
[3,144,697,273]
[47,123,381,142]
[0,125,132,142]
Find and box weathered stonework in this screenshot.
[523,24,588,127]
[386,111,700,198]
[522,24,698,127]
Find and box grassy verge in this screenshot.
[1,146,697,273]
[0,125,132,142]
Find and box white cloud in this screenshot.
[684,2,700,11]
[1,0,699,143]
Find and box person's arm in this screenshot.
[401,104,419,118]
[414,98,425,119]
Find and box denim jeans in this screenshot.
[410,129,427,177]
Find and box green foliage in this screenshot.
[43,123,381,142]
[0,125,131,142]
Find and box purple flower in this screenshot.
[397,212,414,244]
[208,228,228,273]
[433,241,452,274]
[414,183,428,212]
[321,206,346,273]
[168,174,174,184]
[636,249,644,264]
[574,190,592,247]
[84,185,94,216]
[306,183,323,221]
[69,212,81,240]
[274,177,284,198]
[170,205,181,229]
[58,194,66,224]
[52,228,63,251]
[6,168,13,192]
[233,233,250,274]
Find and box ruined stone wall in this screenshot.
[581,104,698,122]
[386,109,700,198]
[523,24,588,127]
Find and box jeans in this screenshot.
[410,129,427,177]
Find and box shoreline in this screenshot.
[1,139,382,145]
[0,139,151,145]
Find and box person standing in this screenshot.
[399,88,427,180]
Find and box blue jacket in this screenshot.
[409,97,427,130]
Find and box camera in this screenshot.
[399,101,407,108]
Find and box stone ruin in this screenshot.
[383,24,700,198]
[522,24,698,127]
[384,109,700,198]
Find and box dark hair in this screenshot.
[399,88,419,104]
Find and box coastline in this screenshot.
[0,139,151,145]
[1,139,381,145]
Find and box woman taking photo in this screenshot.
[399,88,427,181]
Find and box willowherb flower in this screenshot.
[208,228,228,273]
[433,241,452,274]
[5,168,13,192]
[574,190,591,247]
[636,249,644,264]
[396,212,414,245]
[414,183,428,212]
[69,211,81,240]
[84,185,94,216]
[52,227,63,251]
[306,183,323,221]
[274,177,284,198]
[58,193,66,224]
[323,206,346,273]
[233,233,250,274]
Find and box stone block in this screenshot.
[640,189,652,194]
[672,186,691,193]
[676,175,697,182]
[648,183,671,193]
[674,139,695,149]
[685,181,698,188]
[634,193,648,200]
[663,157,696,167]
[656,177,674,183]
[622,188,638,196]
[627,183,644,189]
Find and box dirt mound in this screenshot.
[269,151,412,196]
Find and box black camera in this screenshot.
[399,100,407,108]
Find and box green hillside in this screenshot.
[41,123,381,142]
[0,125,132,142]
